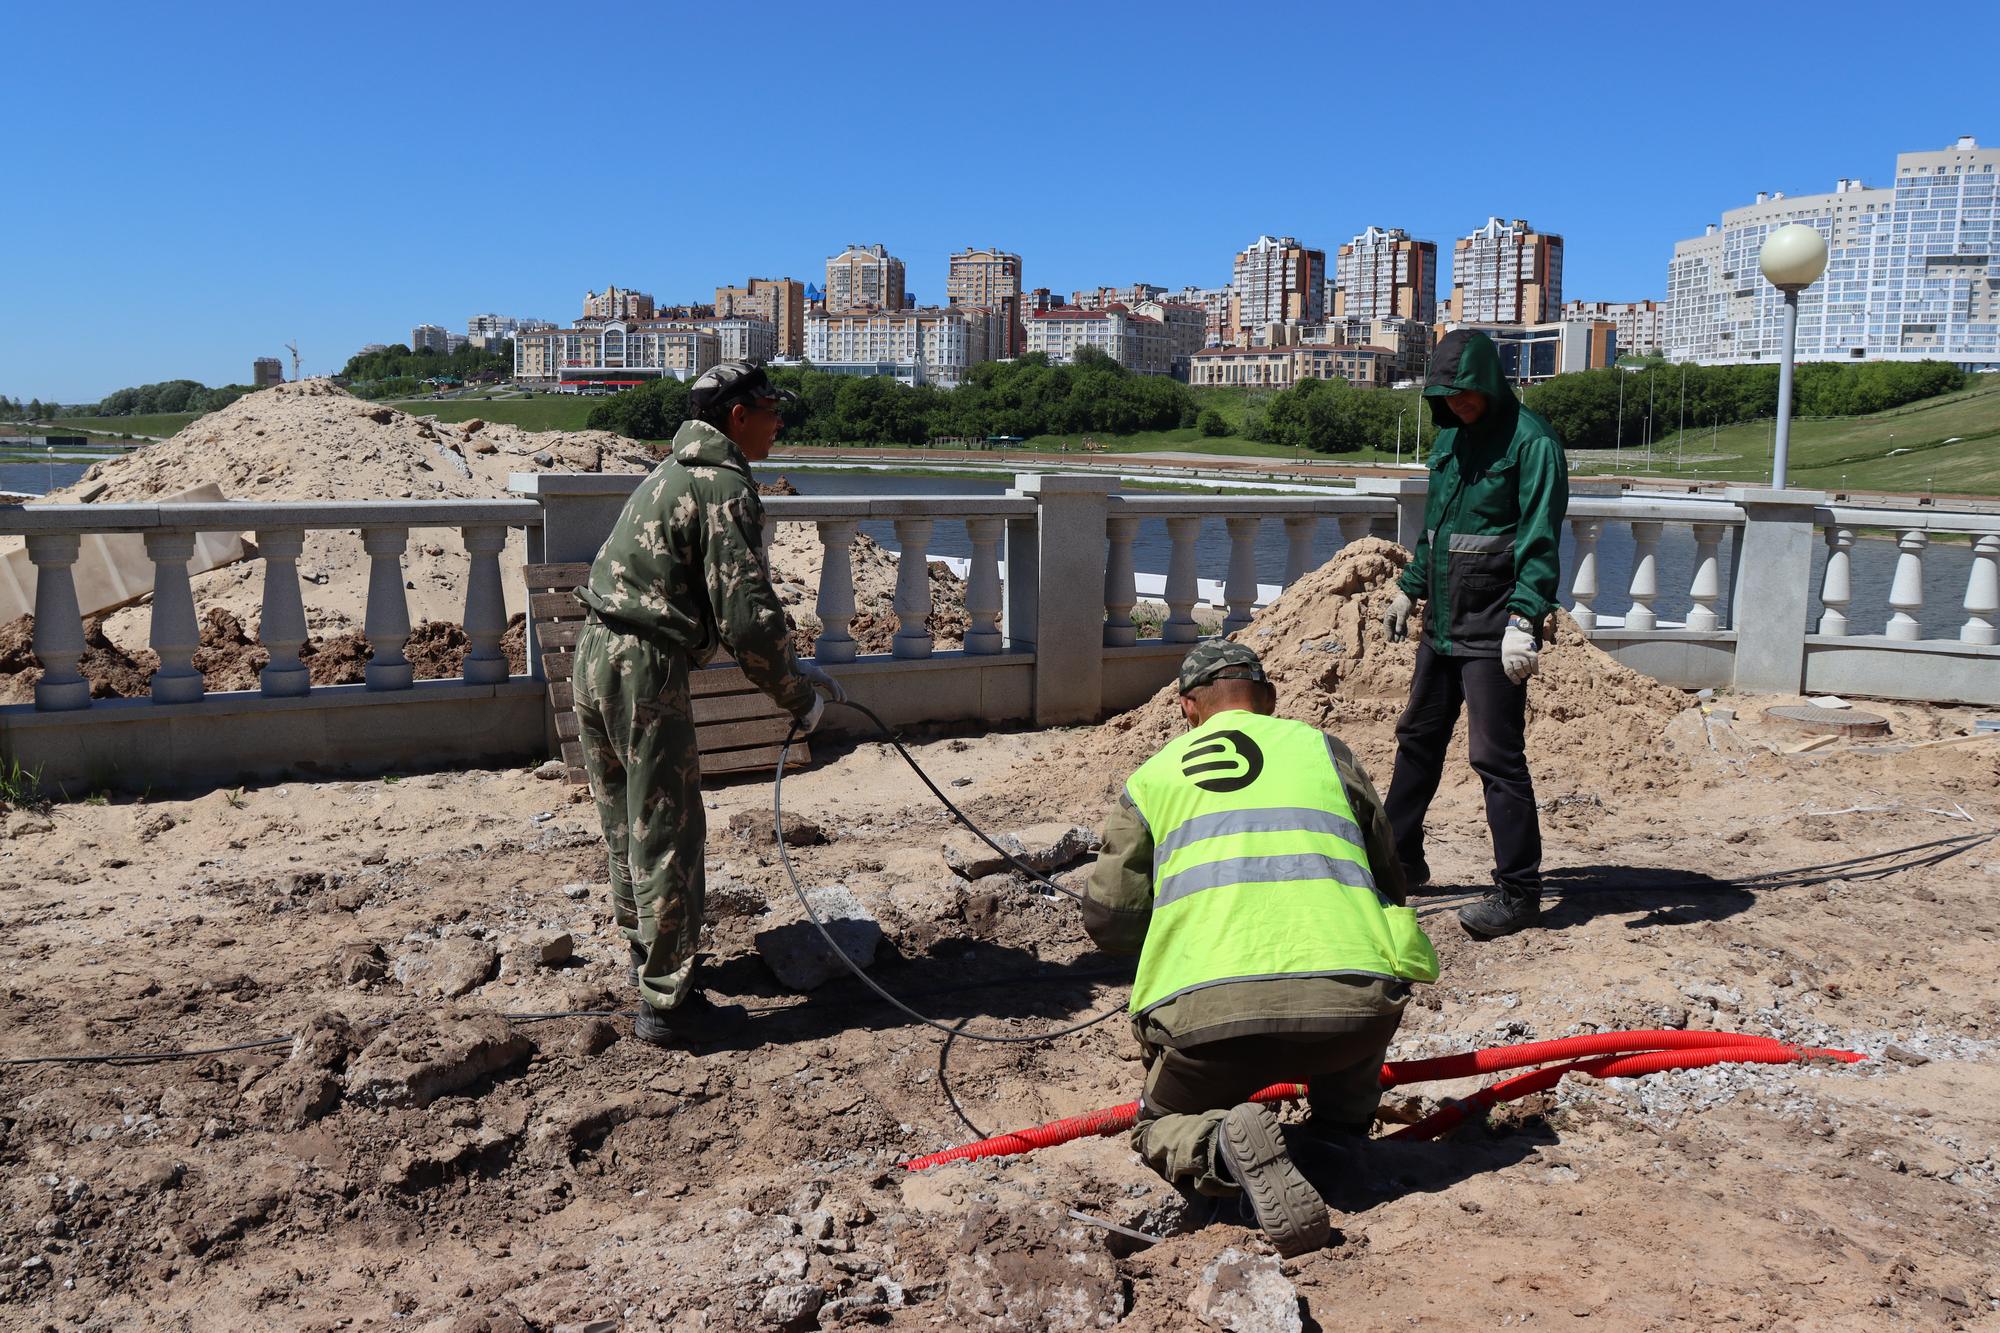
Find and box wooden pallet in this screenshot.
[523,563,811,783]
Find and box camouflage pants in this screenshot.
[1131,1021,1401,1197]
[573,621,705,1012]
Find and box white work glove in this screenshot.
[1501,620,1540,685]
[795,693,826,734]
[796,659,847,704]
[1381,591,1413,643]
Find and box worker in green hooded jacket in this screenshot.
[1379,330,1568,939]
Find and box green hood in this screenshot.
[1422,330,1517,440]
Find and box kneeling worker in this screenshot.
[573,361,844,1047]
[1083,642,1438,1255]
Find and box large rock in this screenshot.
[944,1204,1127,1330]
[345,1011,534,1109]
[1189,1247,1302,1332]
[754,885,881,991]
[432,938,499,998]
[943,823,1100,881]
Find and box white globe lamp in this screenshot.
[1758,224,1829,488]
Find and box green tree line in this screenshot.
[48,379,254,418]
[1522,360,1965,451]
[587,348,1198,444]
[339,341,513,400]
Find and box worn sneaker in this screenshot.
[633,992,748,1048]
[1457,889,1542,940]
[1215,1103,1330,1257]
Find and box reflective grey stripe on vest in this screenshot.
[1139,967,1407,1016]
[1155,852,1382,910]
[1447,532,1510,552]
[1153,806,1367,864]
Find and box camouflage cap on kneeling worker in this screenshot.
[1177,640,1269,694]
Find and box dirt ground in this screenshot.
[3,664,1997,1329]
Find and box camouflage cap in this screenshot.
[1178,640,1268,694]
[688,360,797,416]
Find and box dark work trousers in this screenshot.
[1385,641,1542,894]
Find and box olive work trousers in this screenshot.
[573,621,706,1012]
[1131,1017,1403,1198]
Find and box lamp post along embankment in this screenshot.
[1758,224,1829,490]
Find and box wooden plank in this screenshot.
[542,652,575,681]
[548,680,573,710]
[555,711,579,740]
[539,621,582,649]
[696,716,799,752]
[531,590,587,620]
[693,691,791,723]
[525,562,593,591]
[560,740,585,771]
[690,665,755,696]
[701,743,807,775]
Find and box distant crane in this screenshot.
[285,340,301,382]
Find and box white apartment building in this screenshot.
[1562,300,1663,357]
[1186,344,1390,390]
[1665,137,1999,367]
[804,307,987,388]
[513,321,720,386]
[662,316,777,365]
[1023,307,1169,375]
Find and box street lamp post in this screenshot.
[1758,223,1829,489]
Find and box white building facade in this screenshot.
[1665,137,1999,367]
[1023,307,1169,375]
[804,308,987,387]
[513,321,720,386]
[1562,300,1663,357]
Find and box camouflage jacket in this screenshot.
[577,420,815,719]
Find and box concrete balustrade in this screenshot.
[1282,516,1315,588]
[1568,518,1601,633]
[1624,521,1662,632]
[1818,525,1854,637]
[890,516,935,659]
[1162,515,1201,643]
[963,517,1004,655]
[25,533,90,712]
[361,525,415,690]
[1222,516,1261,633]
[812,519,859,664]
[142,528,204,704]
[1687,523,1726,633]
[1102,514,1139,647]
[1965,534,2000,647]
[460,523,511,685]
[256,527,311,697]
[1885,530,1929,642]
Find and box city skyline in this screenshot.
[5,0,1995,402]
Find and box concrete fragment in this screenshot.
[754,885,881,991]
[521,929,574,967]
[430,938,499,998]
[944,1203,1127,1330]
[345,1011,533,1109]
[1190,1247,1303,1333]
[331,942,388,986]
[707,872,769,919]
[943,822,1100,880]
[759,1282,823,1329]
[534,758,568,780]
[1883,1043,1931,1066]
[560,881,596,901]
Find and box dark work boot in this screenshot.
[1457,886,1542,940]
[1215,1103,1330,1257]
[633,992,749,1049]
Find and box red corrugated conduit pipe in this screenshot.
[903,1029,1865,1171]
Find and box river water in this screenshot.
[768,468,1980,643]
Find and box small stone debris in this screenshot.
[754,884,881,990]
[431,938,500,998]
[533,758,568,781]
[532,450,556,467]
[730,809,828,847]
[332,941,388,987]
[520,929,574,968]
[345,1011,534,1109]
[759,1283,823,1330]
[1883,1043,1931,1067]
[1190,1246,1304,1333]
[942,822,1101,880]
[561,881,596,901]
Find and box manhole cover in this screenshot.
[1763,705,1891,738]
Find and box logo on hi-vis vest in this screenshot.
[1181,730,1265,793]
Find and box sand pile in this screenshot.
[1040,537,1696,812]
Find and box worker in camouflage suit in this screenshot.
[573,361,845,1047]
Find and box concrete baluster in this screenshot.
[1686,523,1726,633]
[142,528,204,704]
[812,519,858,663]
[1282,516,1316,587]
[1817,525,1854,637]
[891,517,934,659]
[25,533,90,711]
[964,517,1004,654]
[460,523,510,684]
[1625,521,1661,631]
[362,525,414,689]
[1223,516,1260,634]
[256,527,311,697]
[1567,518,1600,634]
[1163,515,1201,643]
[1102,513,1139,646]
[1336,513,1372,548]
[1962,534,2000,646]
[1886,530,1928,641]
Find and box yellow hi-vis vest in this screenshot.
[1123,710,1439,1015]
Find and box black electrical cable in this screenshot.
[773,700,1128,1045]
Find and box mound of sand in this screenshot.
[1042,537,1696,811]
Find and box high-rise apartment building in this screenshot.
[410,324,464,354]
[1132,300,1210,378]
[824,243,906,313]
[1563,300,1663,357]
[1231,236,1325,343]
[253,357,284,388]
[946,248,1024,357]
[1449,219,1563,324]
[1167,286,1233,348]
[1665,138,1999,367]
[1071,283,1167,311]
[583,286,656,321]
[804,307,988,388]
[1333,227,1438,323]
[715,278,805,358]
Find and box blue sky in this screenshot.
[5,0,1995,404]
